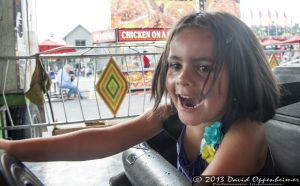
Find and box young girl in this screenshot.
[0,12,279,182]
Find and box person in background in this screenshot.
[81,66,86,77]
[69,69,76,82]
[142,50,150,68]
[57,64,85,99]
[132,55,139,67]
[75,63,81,77]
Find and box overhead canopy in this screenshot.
[39,39,76,54]
[282,35,300,44]
[262,38,282,46]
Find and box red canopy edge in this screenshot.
[39,39,76,54]
[282,35,300,44]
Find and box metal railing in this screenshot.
[0,44,165,138]
[0,45,299,138]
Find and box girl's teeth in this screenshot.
[179,95,200,108]
[180,95,190,99]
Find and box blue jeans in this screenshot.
[61,82,82,98]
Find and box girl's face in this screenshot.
[166,27,229,126]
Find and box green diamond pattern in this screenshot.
[106,75,120,99]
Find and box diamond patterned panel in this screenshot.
[96,57,128,116]
[269,53,279,68]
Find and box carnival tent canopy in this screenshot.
[39,39,76,54]
[282,35,300,44]
[262,38,282,46]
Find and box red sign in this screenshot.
[92,29,117,43]
[117,28,170,42]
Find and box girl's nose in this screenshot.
[176,68,193,86]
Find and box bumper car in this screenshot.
[1,65,300,185]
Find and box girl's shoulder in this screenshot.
[203,118,267,174]
[222,118,266,151]
[213,118,268,174]
[227,118,264,138]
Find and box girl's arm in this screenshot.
[202,118,268,175]
[0,106,169,162]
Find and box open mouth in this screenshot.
[178,95,201,109]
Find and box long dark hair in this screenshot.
[151,11,280,122]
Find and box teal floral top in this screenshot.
[200,121,223,164]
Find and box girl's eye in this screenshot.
[168,63,181,70]
[197,64,213,75]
